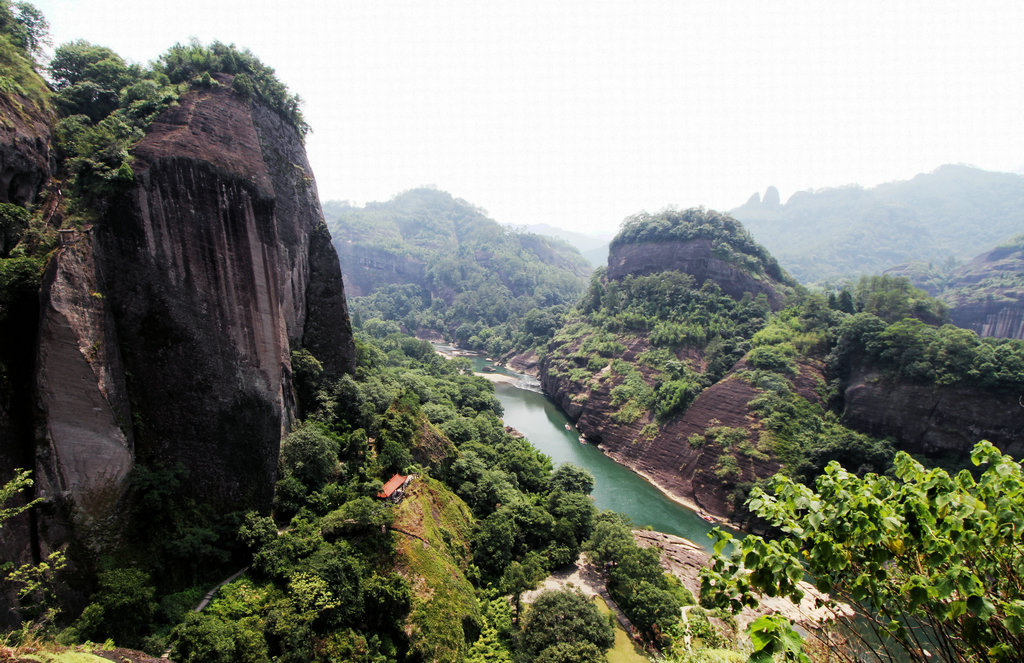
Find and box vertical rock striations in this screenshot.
[34,76,355,523]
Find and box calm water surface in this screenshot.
[461,353,721,551]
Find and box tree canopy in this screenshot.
[701,440,1024,663]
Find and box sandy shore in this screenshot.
[473,371,520,384]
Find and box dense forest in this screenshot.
[324,189,591,356]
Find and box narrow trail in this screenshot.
[388,525,430,546]
[159,565,250,659]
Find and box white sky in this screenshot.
[32,0,1024,235]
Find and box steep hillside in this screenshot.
[392,477,479,663]
[943,237,1024,339]
[886,235,1024,339]
[732,165,1024,283]
[323,189,591,355]
[540,209,799,515]
[540,209,1024,520]
[0,17,56,625]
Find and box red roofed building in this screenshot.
[378,474,413,502]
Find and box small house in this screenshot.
[377,474,413,502]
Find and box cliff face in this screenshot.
[607,238,785,308]
[948,302,1024,339]
[0,88,52,205]
[943,241,1024,340]
[34,77,356,524]
[841,368,1024,459]
[541,339,786,517]
[332,242,427,297]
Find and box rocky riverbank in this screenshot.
[633,529,852,630]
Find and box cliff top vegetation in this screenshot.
[611,207,791,284]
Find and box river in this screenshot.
[458,352,722,551]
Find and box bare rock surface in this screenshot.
[842,368,1024,458]
[633,529,850,631]
[607,239,785,309]
[35,234,133,514]
[35,77,356,524]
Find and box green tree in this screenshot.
[500,561,533,625]
[466,622,514,663]
[534,641,606,663]
[701,440,1024,663]
[515,589,613,663]
[49,39,140,121]
[0,469,65,633]
[550,463,594,495]
[279,423,340,492]
[0,1,48,55]
[73,567,157,648]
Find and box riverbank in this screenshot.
[473,371,520,384]
[620,462,744,532]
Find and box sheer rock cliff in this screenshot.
[32,76,355,536]
[607,238,787,309]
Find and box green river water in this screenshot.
[462,353,721,552]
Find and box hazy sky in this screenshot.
[32,0,1024,235]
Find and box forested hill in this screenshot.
[541,208,1024,518]
[731,164,1024,284]
[323,188,591,354]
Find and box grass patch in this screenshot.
[592,595,649,663]
[394,477,480,663]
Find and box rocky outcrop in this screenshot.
[541,340,786,517]
[607,239,786,309]
[34,76,356,524]
[949,302,1024,339]
[943,241,1024,339]
[633,530,850,630]
[841,368,1024,459]
[332,242,427,297]
[0,89,52,204]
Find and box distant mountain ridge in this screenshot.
[509,223,612,267]
[732,165,1024,284]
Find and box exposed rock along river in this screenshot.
[435,345,726,551]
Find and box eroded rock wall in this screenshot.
[607,239,785,308]
[949,302,1024,340]
[36,78,355,519]
[0,90,52,204]
[35,233,133,516]
[541,342,782,517]
[841,368,1024,459]
[333,242,428,298]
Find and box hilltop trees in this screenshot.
[0,1,47,55]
